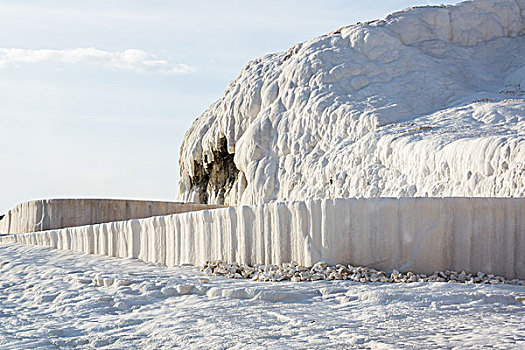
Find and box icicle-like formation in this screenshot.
[3,198,524,279]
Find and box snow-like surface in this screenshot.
[179,0,525,205]
[4,197,524,279]
[1,243,523,349]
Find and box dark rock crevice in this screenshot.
[189,138,240,205]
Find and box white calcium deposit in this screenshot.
[3,198,524,279]
[178,0,525,205]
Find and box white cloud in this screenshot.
[0,47,194,74]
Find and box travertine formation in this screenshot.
[2,198,524,279]
[179,0,525,205]
[2,1,525,286]
[0,199,223,234]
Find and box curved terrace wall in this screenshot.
[0,199,223,234]
[2,197,523,279]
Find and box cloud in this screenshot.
[0,47,194,74]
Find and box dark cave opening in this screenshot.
[189,138,239,205]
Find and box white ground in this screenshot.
[1,243,523,349]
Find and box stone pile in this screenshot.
[202,261,525,285]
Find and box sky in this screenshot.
[0,0,462,213]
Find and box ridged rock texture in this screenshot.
[0,199,223,234]
[178,0,525,205]
[2,198,524,279]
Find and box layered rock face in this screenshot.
[179,0,525,205]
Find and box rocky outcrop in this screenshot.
[188,137,240,205]
[178,0,525,205]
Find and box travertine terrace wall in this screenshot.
[0,199,223,234]
[2,198,524,279]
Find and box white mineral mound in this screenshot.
[179,0,525,205]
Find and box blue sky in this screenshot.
[0,0,461,213]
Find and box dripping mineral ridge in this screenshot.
[179,0,525,205]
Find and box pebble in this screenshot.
[116,280,133,287]
[176,285,195,295]
[160,286,178,296]
[201,260,525,285]
[76,278,92,284]
[103,278,114,287]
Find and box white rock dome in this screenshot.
[179,0,525,205]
